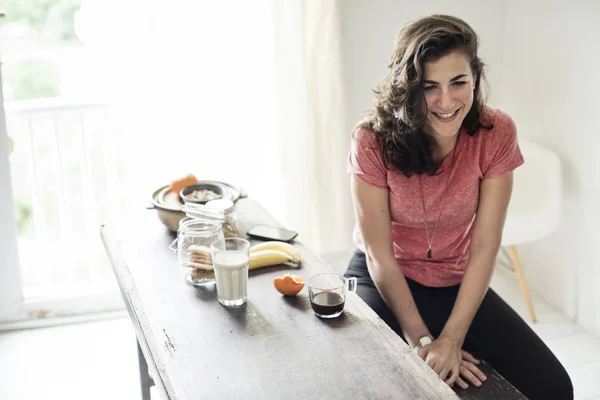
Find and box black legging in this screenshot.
[344,250,573,400]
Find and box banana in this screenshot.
[249,249,294,270]
[249,241,301,265]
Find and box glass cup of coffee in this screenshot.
[307,273,357,318]
[210,238,250,307]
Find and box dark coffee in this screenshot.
[310,291,345,316]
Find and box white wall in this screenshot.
[495,0,600,333]
[339,0,600,334]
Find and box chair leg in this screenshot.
[507,245,537,323]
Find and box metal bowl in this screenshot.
[149,182,243,232]
[179,183,224,204]
[149,185,186,232]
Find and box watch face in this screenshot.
[419,336,432,347]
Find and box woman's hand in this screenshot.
[454,350,487,389]
[417,336,462,386]
[418,341,488,389]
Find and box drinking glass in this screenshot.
[210,238,250,307]
[307,273,357,318]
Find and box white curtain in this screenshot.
[271,0,355,254]
[75,0,355,254]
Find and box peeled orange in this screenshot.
[273,274,305,296]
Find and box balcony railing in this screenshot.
[5,98,122,300]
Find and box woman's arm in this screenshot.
[419,172,514,386]
[440,172,514,346]
[351,175,430,347]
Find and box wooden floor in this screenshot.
[0,254,599,400]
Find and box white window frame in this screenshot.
[0,60,26,323]
[0,51,125,329]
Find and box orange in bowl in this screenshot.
[169,173,199,195]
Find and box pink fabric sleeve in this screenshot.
[347,127,388,188]
[483,111,525,178]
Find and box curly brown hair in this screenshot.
[356,15,492,177]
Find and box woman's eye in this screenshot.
[423,86,436,92]
[453,81,467,86]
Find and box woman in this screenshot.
[345,14,573,399]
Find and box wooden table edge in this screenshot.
[101,223,176,400]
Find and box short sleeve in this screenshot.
[347,127,388,188]
[483,111,525,178]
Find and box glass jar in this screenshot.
[182,200,239,238]
[205,199,239,238]
[169,217,224,287]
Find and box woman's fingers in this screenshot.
[417,347,428,361]
[444,365,460,387]
[461,350,480,364]
[460,364,482,387]
[455,377,469,390]
[438,366,450,381]
[424,352,438,372]
[463,360,487,382]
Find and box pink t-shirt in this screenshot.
[348,106,524,287]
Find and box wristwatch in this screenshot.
[416,334,434,349]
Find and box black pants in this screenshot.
[344,250,573,400]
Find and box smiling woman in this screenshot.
[423,53,476,152]
[345,14,574,400]
[364,15,490,177]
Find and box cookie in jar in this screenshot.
[205,199,239,238]
[169,217,224,286]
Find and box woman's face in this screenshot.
[422,51,476,139]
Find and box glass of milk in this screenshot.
[210,238,250,307]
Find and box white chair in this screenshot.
[500,138,562,322]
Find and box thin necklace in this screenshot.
[418,133,460,259]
